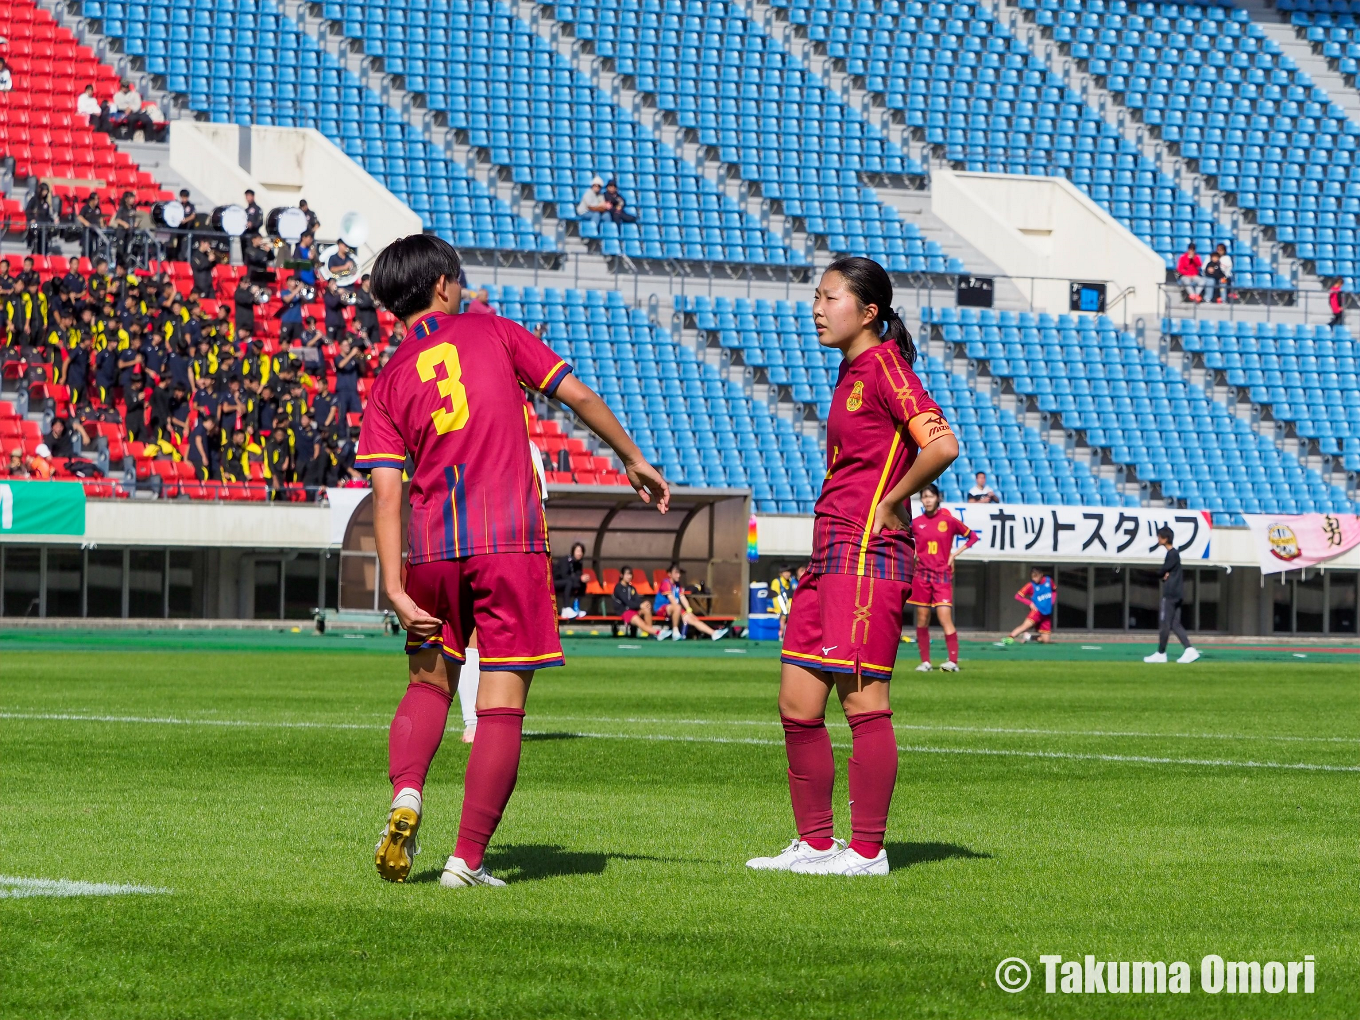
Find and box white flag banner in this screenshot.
[913,502,1215,564]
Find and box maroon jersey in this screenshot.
[911,507,978,576]
[809,342,951,581]
[355,311,572,564]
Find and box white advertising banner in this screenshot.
[925,502,1214,564]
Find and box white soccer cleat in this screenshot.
[655,627,672,641]
[374,789,422,883]
[1143,651,1168,663]
[671,627,684,641]
[746,837,845,872]
[789,844,889,876]
[914,660,933,672]
[710,626,729,641]
[1177,646,1201,664]
[439,855,506,889]
[940,659,960,673]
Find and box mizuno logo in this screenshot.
[821,645,838,655]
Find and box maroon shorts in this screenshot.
[907,569,953,607]
[403,552,564,670]
[1026,608,1053,633]
[779,571,910,682]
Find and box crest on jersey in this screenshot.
[846,380,864,411]
[937,519,949,533]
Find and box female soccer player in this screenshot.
[1004,567,1056,644]
[747,257,959,877]
[908,483,977,672]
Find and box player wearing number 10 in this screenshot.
[359,235,669,889]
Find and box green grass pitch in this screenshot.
[0,631,1356,1018]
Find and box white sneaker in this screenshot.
[914,660,933,672]
[559,607,578,620]
[789,844,889,876]
[1177,646,1201,664]
[655,627,672,641]
[671,627,684,641]
[746,837,845,871]
[439,855,506,889]
[1143,651,1168,663]
[940,659,959,673]
[710,626,729,641]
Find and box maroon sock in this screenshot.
[846,710,897,859]
[781,715,835,850]
[945,631,960,663]
[388,680,452,796]
[916,626,931,662]
[453,707,525,870]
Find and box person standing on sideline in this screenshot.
[1144,527,1200,664]
[771,564,797,640]
[746,257,958,878]
[908,483,978,672]
[363,235,668,889]
[1004,567,1055,644]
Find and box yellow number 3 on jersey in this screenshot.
[416,342,470,434]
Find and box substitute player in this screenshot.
[908,483,977,672]
[747,257,958,878]
[364,235,668,888]
[1004,567,1056,644]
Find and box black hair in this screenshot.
[920,482,941,498]
[570,541,586,556]
[1156,526,1175,543]
[668,561,682,572]
[370,234,462,320]
[824,256,916,366]
[619,564,633,575]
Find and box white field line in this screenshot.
[1,711,1357,773]
[0,875,170,898]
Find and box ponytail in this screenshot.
[825,255,917,367]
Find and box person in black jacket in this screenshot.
[244,234,275,285]
[611,565,668,639]
[323,279,349,341]
[554,541,588,618]
[354,274,380,343]
[234,280,260,336]
[1144,526,1200,664]
[25,183,58,254]
[190,239,217,296]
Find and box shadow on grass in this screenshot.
[886,842,991,869]
[522,731,585,742]
[410,843,702,884]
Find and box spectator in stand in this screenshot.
[76,84,103,126]
[9,277,50,347]
[654,562,729,641]
[326,240,357,281]
[354,274,380,342]
[25,183,59,255]
[278,275,307,345]
[138,99,168,143]
[1214,244,1234,303]
[75,194,104,258]
[173,189,196,259]
[190,238,217,296]
[1204,250,1226,305]
[465,287,495,314]
[244,234,275,285]
[611,565,670,639]
[331,337,363,422]
[576,175,611,221]
[28,444,53,480]
[297,199,320,236]
[265,420,293,490]
[109,81,142,137]
[187,413,223,480]
[110,191,138,265]
[1176,242,1203,303]
[243,190,264,236]
[322,278,349,341]
[553,541,588,619]
[0,58,12,92]
[603,179,636,224]
[294,232,318,289]
[1330,279,1346,327]
[65,334,95,402]
[3,449,30,478]
[42,417,90,459]
[234,278,262,336]
[967,470,998,503]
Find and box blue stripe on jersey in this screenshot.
[411,316,440,340]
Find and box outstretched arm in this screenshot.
[554,373,670,513]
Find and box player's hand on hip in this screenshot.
[389,590,442,641]
[871,500,907,534]
[626,457,671,514]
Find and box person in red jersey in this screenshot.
[1005,567,1056,645]
[747,257,959,879]
[363,235,668,889]
[907,482,978,673]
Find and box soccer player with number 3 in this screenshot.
[747,257,959,877]
[359,235,669,888]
